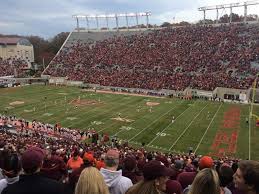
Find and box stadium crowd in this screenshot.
[0,58,27,78]
[0,115,259,194]
[44,24,259,91]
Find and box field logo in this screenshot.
[43,113,53,116]
[24,109,33,113]
[91,121,104,125]
[156,132,167,137]
[66,117,78,120]
[210,106,240,157]
[120,126,135,131]
[5,106,14,110]
[9,101,24,106]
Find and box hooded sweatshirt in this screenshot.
[100,168,133,194]
[0,176,19,193]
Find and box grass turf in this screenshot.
[0,85,258,160]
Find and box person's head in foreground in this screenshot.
[21,146,45,174]
[75,167,109,194]
[188,168,221,194]
[126,160,173,194]
[233,160,259,194]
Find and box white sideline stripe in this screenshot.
[169,103,208,150]
[194,103,222,153]
[128,102,182,142]
[147,101,197,146]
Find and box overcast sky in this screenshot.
[0,0,258,38]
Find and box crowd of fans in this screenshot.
[44,24,259,91]
[0,58,27,78]
[0,114,259,194]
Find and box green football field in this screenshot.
[0,85,258,160]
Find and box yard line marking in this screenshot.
[113,100,182,136]
[128,101,183,142]
[67,97,139,128]
[194,103,222,153]
[169,103,208,150]
[147,101,198,146]
[92,99,150,132]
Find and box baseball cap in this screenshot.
[22,146,45,173]
[83,152,95,162]
[124,156,137,171]
[199,156,213,169]
[143,160,174,180]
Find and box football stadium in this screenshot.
[1,1,259,194]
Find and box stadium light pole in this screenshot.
[76,17,79,32]
[230,6,233,23]
[135,13,139,29]
[96,15,99,29]
[72,12,151,31]
[216,8,219,23]
[146,12,149,28]
[105,14,109,29]
[244,2,248,22]
[115,14,118,31]
[198,1,259,24]
[86,17,90,32]
[126,13,129,30]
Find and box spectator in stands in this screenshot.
[0,142,7,180]
[0,152,21,193]
[126,160,174,194]
[75,167,109,194]
[2,146,65,194]
[182,156,214,193]
[166,179,183,194]
[233,160,259,194]
[67,149,83,171]
[122,156,143,184]
[68,152,94,191]
[218,164,234,194]
[96,154,105,170]
[187,168,221,194]
[41,148,67,181]
[100,149,133,194]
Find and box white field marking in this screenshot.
[194,103,223,153]
[66,96,132,128]
[119,126,135,131]
[5,106,14,109]
[147,101,197,146]
[128,102,182,142]
[98,99,169,133]
[24,109,33,113]
[169,103,208,150]
[91,121,104,125]
[66,117,78,121]
[43,113,53,116]
[113,101,181,136]
[83,98,142,129]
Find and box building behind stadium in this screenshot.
[0,37,34,66]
